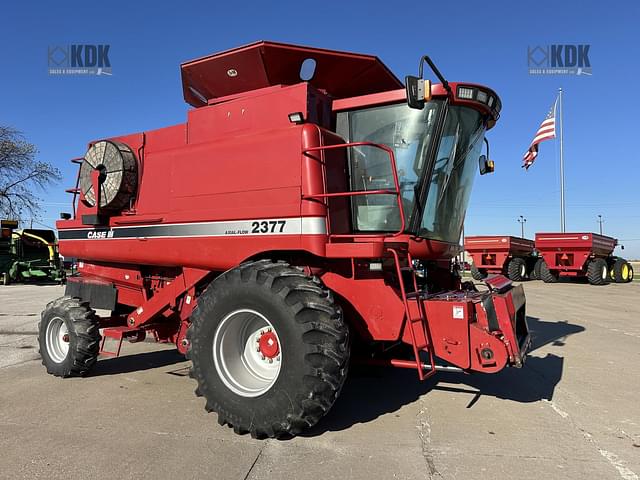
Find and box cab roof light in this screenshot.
[288,112,305,124]
[476,90,488,104]
[457,86,474,99]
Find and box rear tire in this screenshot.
[187,260,350,439]
[539,261,559,283]
[471,264,487,281]
[38,296,101,377]
[587,258,609,285]
[507,257,527,281]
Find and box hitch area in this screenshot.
[417,279,530,373]
[361,250,529,379]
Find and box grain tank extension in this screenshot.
[41,41,530,438]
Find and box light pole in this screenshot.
[597,215,604,235]
[518,215,526,238]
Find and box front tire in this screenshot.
[187,260,350,438]
[507,257,527,281]
[626,263,634,283]
[38,296,101,377]
[612,258,632,283]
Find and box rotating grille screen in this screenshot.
[79,141,138,211]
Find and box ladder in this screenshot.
[387,247,437,380]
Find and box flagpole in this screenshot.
[558,87,566,232]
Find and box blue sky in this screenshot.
[2,0,639,257]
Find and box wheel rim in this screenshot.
[213,309,282,398]
[45,317,69,363]
[622,263,629,280]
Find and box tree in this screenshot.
[0,126,61,220]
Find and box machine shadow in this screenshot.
[303,315,584,437]
[91,349,185,376]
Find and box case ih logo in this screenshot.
[48,45,112,76]
[87,230,114,239]
[528,44,591,76]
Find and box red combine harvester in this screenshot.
[40,41,530,438]
[464,235,537,281]
[535,232,633,285]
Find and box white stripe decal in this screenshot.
[58,217,327,241]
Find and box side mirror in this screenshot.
[479,155,495,175]
[405,76,431,110]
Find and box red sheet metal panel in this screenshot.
[181,41,403,107]
[535,232,617,256]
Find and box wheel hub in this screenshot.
[213,309,282,397]
[45,317,70,364]
[257,330,279,359]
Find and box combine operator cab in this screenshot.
[42,41,529,439]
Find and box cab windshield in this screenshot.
[341,101,485,244]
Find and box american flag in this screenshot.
[522,98,557,169]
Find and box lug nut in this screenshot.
[268,358,273,364]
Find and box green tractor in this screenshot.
[0,220,65,285]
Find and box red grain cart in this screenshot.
[535,232,633,285]
[39,41,530,439]
[465,236,537,281]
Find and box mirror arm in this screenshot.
[419,56,451,96]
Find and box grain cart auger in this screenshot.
[41,41,530,438]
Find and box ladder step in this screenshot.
[100,327,144,357]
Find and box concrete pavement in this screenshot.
[0,280,638,479]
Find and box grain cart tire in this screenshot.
[38,296,101,377]
[507,257,527,281]
[187,260,350,439]
[587,258,609,285]
[612,258,632,283]
[79,140,138,211]
[530,258,543,280]
[539,261,558,283]
[471,264,487,281]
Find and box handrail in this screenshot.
[302,141,406,239]
[66,157,84,217]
